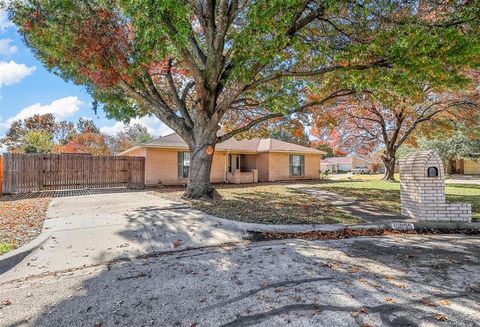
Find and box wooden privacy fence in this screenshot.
[1,153,145,194]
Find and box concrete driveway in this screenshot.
[0,191,246,283]
[1,234,479,326]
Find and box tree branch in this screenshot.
[166,59,194,128]
[216,89,354,143]
[245,60,390,91]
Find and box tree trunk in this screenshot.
[183,131,219,199]
[382,151,397,181]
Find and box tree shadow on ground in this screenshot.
[189,189,358,225]
[4,233,479,327]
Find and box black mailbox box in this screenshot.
[427,166,439,177]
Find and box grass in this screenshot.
[348,173,400,181]
[153,183,360,225]
[0,243,14,256]
[311,175,480,222]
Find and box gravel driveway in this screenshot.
[1,234,478,327]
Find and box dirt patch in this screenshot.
[250,226,480,242]
[250,228,418,241]
[0,195,51,254]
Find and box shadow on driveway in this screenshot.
[1,234,479,326]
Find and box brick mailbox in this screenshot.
[400,151,471,222]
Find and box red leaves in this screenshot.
[55,133,110,155]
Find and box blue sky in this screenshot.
[0,9,171,150]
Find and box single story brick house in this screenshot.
[449,154,480,175]
[120,133,324,186]
[321,155,382,174]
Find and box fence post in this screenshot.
[127,157,132,188]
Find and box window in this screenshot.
[178,152,190,178]
[290,155,304,176]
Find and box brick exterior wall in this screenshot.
[256,153,270,182]
[400,151,471,222]
[145,148,181,185]
[210,151,227,183]
[141,148,226,186]
[227,169,258,184]
[124,148,321,185]
[266,153,320,181]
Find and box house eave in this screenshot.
[119,146,325,156]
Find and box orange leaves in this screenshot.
[0,197,51,250]
[97,9,114,21]
[55,133,110,156]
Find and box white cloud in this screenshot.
[0,61,36,86]
[100,116,173,137]
[0,96,82,128]
[0,38,17,55]
[0,9,13,32]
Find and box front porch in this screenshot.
[226,153,259,184]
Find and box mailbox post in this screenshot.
[400,151,471,222]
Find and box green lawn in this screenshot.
[0,243,13,256]
[312,176,480,221]
[153,183,360,225]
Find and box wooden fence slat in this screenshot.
[0,153,145,194]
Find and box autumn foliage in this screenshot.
[7,0,480,197]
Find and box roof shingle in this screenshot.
[131,132,323,154]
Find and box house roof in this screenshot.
[120,132,324,155]
[322,155,378,164]
[323,157,352,164]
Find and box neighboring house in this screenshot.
[449,154,480,175]
[120,133,324,185]
[321,155,383,174]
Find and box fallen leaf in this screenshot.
[438,300,451,306]
[420,297,436,307]
[384,297,396,303]
[359,306,369,314]
[434,314,449,321]
[384,275,395,282]
[172,239,183,248]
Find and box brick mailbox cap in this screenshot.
[399,151,444,179]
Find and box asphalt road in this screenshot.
[1,234,479,327]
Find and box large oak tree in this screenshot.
[313,88,478,180]
[6,0,480,197]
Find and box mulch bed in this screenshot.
[0,195,51,253]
